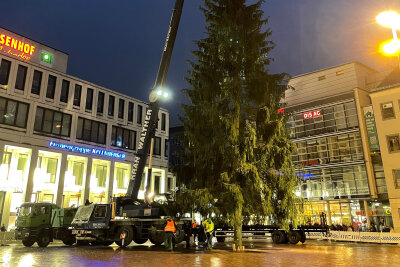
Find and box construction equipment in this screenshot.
[15,202,77,247]
[70,0,185,247]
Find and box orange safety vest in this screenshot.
[164,220,176,232]
[192,222,197,228]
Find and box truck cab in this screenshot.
[15,202,77,247]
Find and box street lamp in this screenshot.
[377,10,400,56]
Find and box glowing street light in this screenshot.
[377,10,400,56]
[149,87,171,102]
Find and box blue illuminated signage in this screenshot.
[49,141,126,159]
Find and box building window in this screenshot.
[154,175,160,194]
[137,105,143,124]
[60,80,70,103]
[381,102,395,120]
[15,65,28,91]
[128,102,134,122]
[153,137,161,156]
[387,135,400,153]
[46,75,57,99]
[161,113,166,131]
[47,158,58,183]
[118,99,124,119]
[97,91,104,114]
[72,161,84,186]
[0,96,29,128]
[108,95,115,116]
[31,70,42,95]
[336,70,344,75]
[393,170,400,189]
[0,59,11,85]
[76,117,107,144]
[86,88,93,110]
[73,84,82,107]
[318,75,326,81]
[34,107,71,137]
[116,167,128,190]
[164,139,169,157]
[111,126,136,150]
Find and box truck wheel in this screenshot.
[173,228,185,244]
[133,238,148,244]
[216,236,225,243]
[115,226,133,248]
[272,230,287,244]
[288,231,302,244]
[149,231,164,246]
[37,231,51,247]
[300,230,306,243]
[22,239,35,247]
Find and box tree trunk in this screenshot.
[233,204,243,249]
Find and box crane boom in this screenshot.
[126,0,184,200]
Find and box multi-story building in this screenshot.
[0,27,170,229]
[286,62,392,228]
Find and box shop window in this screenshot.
[161,113,166,131]
[47,158,58,183]
[0,96,29,128]
[86,88,93,110]
[116,167,127,189]
[15,65,27,91]
[73,161,84,186]
[140,173,146,191]
[128,102,134,122]
[387,135,400,153]
[344,102,358,128]
[73,84,82,107]
[46,75,57,99]
[118,99,124,119]
[153,137,161,156]
[76,117,107,144]
[393,170,400,189]
[0,59,11,85]
[43,194,54,203]
[167,177,173,191]
[381,102,395,120]
[137,105,143,124]
[31,70,42,95]
[334,104,347,130]
[111,126,136,150]
[96,165,107,187]
[108,95,115,116]
[60,79,70,103]
[97,91,104,114]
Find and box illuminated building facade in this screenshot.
[286,62,392,228]
[0,27,170,229]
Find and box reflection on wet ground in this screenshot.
[1,239,400,267]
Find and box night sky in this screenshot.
[1,0,400,126]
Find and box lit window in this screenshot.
[336,70,344,75]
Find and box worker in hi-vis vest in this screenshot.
[203,218,214,249]
[164,217,177,251]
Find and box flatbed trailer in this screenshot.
[214,225,329,244]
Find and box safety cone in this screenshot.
[296,241,302,245]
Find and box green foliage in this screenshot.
[178,0,300,246]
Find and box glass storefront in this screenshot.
[63,155,88,208]
[33,150,62,203]
[1,145,31,230]
[89,159,110,203]
[113,162,130,197]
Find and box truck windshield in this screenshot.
[73,205,95,222]
[18,206,33,216]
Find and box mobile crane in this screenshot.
[70,0,185,247]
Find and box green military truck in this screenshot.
[15,202,77,247]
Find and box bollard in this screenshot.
[232,243,236,251]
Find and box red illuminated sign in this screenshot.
[303,110,321,119]
[0,33,36,61]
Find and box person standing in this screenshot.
[0,224,6,246]
[192,220,198,244]
[164,217,177,252]
[203,218,214,250]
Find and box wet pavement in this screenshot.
[1,239,399,267]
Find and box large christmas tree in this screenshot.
[179,0,299,247]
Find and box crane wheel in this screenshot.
[115,226,133,248]
[272,230,287,244]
